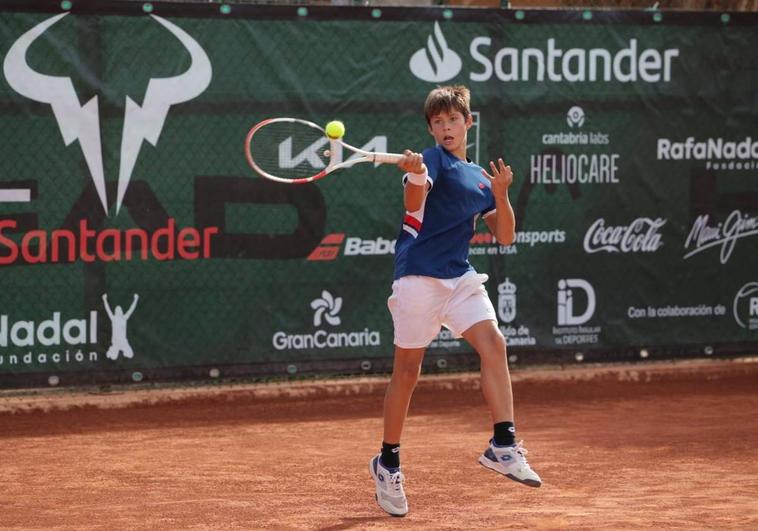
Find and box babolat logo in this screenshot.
[409,23,680,83]
[307,233,396,261]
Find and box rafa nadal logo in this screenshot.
[2,13,212,215]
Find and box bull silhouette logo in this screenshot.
[3,13,212,215]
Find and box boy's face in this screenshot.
[427,109,473,156]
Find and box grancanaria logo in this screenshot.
[3,13,212,215]
[310,290,342,327]
[272,291,381,351]
[409,22,462,83]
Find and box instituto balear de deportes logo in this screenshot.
[409,23,680,84]
[272,291,381,351]
[557,279,595,326]
[554,279,601,346]
[0,293,139,367]
[733,282,758,331]
[1,13,219,265]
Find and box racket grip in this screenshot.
[371,152,405,165]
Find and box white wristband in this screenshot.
[406,170,428,187]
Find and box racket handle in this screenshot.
[371,152,405,165]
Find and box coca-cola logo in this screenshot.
[583,217,666,253]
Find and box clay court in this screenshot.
[1,359,757,530]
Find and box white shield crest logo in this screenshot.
[497,278,517,323]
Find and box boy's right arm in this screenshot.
[398,149,428,212]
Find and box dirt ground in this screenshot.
[1,358,757,530]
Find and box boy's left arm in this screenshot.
[482,158,516,245]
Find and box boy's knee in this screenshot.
[392,360,422,385]
[478,331,507,360]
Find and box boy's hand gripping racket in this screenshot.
[245,118,404,184]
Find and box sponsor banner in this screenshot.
[0,5,756,386]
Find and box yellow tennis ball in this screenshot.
[325,120,345,139]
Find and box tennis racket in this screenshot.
[244,117,404,184]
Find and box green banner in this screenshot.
[0,3,756,387]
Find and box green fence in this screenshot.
[0,1,756,388]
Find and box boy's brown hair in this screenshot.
[423,85,471,125]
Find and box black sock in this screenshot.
[493,421,516,446]
[381,442,400,469]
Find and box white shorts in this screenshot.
[387,271,497,349]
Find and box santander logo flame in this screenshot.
[409,22,462,83]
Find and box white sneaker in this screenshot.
[479,440,542,487]
[369,454,408,517]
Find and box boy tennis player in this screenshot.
[369,85,541,517]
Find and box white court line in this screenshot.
[0,189,31,202]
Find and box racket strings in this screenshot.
[248,121,330,181]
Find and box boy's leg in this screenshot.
[369,345,424,518]
[383,345,426,444]
[461,320,513,423]
[376,275,442,516]
[462,319,542,487]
